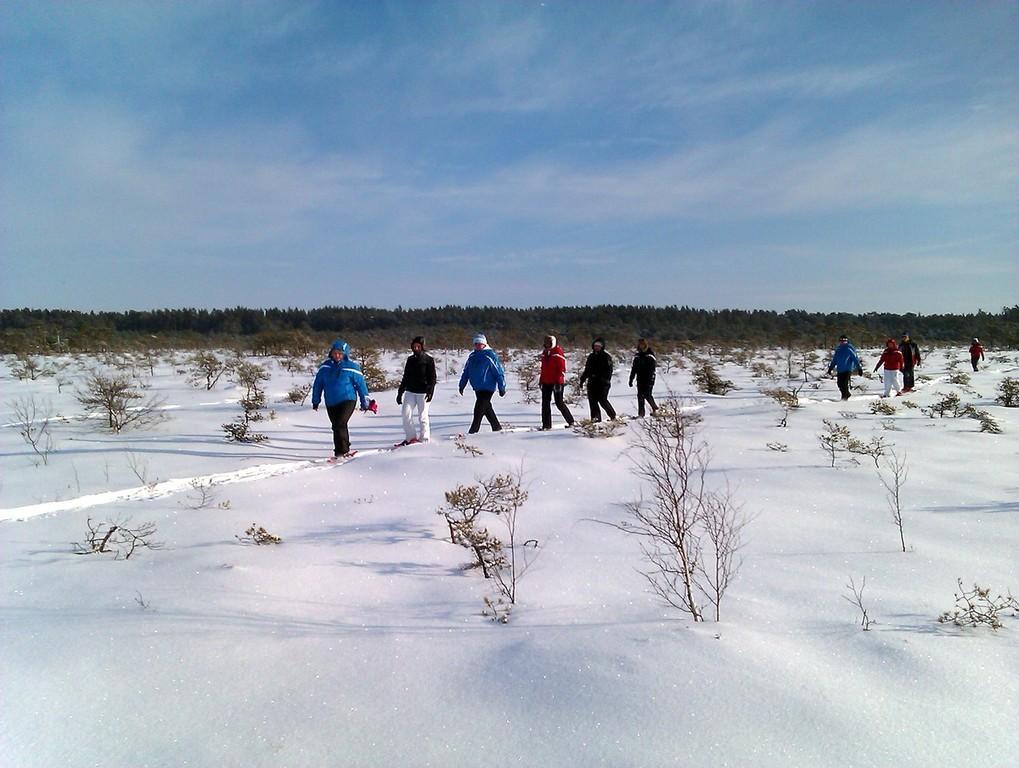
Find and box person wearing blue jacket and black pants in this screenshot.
[459,333,506,434]
[312,339,371,459]
[826,334,863,401]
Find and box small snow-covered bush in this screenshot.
[921,392,966,418]
[995,378,1019,407]
[869,400,896,416]
[283,383,312,405]
[938,580,1018,630]
[967,409,1003,434]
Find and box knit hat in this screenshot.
[411,335,425,350]
[472,333,487,346]
[592,337,605,350]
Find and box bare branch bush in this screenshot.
[73,516,163,560]
[877,449,909,552]
[222,361,270,442]
[618,399,748,622]
[761,385,802,427]
[453,436,484,456]
[187,352,233,391]
[513,358,540,405]
[938,579,1019,630]
[282,383,312,405]
[10,395,55,465]
[842,576,875,630]
[236,523,282,545]
[77,372,167,433]
[181,478,218,509]
[126,452,157,488]
[869,400,897,416]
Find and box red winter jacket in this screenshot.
[540,345,567,385]
[969,342,984,360]
[874,349,904,372]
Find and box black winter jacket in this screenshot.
[580,349,614,388]
[398,352,437,397]
[629,348,657,387]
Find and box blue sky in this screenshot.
[2,1,1016,313]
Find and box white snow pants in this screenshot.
[401,392,430,441]
[882,369,902,397]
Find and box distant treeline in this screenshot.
[2,305,1017,354]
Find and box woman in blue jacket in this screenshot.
[458,333,506,433]
[312,339,371,459]
[826,335,863,401]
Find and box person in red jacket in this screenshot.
[538,334,574,430]
[874,338,905,397]
[969,338,985,372]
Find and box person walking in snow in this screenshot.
[312,339,373,460]
[396,335,436,444]
[458,333,506,434]
[826,335,863,401]
[898,333,921,392]
[629,338,658,417]
[579,337,617,421]
[874,338,905,398]
[538,334,574,430]
[969,338,985,372]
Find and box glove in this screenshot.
[629,379,634,388]
[426,392,433,402]
[856,367,864,376]
[312,403,319,411]
[459,387,465,396]
[499,389,506,397]
[396,392,403,405]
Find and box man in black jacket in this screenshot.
[898,333,921,392]
[629,338,659,417]
[396,336,437,443]
[579,337,617,421]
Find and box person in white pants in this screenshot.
[396,336,437,444]
[873,338,904,398]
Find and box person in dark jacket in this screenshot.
[969,338,985,372]
[397,335,437,444]
[629,338,658,417]
[312,339,372,460]
[898,333,921,392]
[579,337,616,421]
[538,334,574,430]
[826,335,863,401]
[458,333,506,433]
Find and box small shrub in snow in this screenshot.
[766,442,788,452]
[967,409,1003,434]
[9,395,55,465]
[237,524,282,545]
[761,385,802,427]
[877,449,909,552]
[77,372,167,433]
[900,400,918,409]
[619,399,748,622]
[869,400,896,416]
[453,436,484,456]
[573,418,627,438]
[222,420,268,443]
[691,362,736,395]
[73,517,163,560]
[947,372,971,387]
[921,392,965,418]
[938,580,1019,630]
[283,383,312,405]
[187,352,232,390]
[513,358,540,405]
[438,471,535,619]
[995,378,1019,407]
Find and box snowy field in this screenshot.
[1,345,1017,768]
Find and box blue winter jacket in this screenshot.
[312,341,370,408]
[828,342,862,374]
[459,347,506,394]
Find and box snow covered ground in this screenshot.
[1,345,1017,767]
